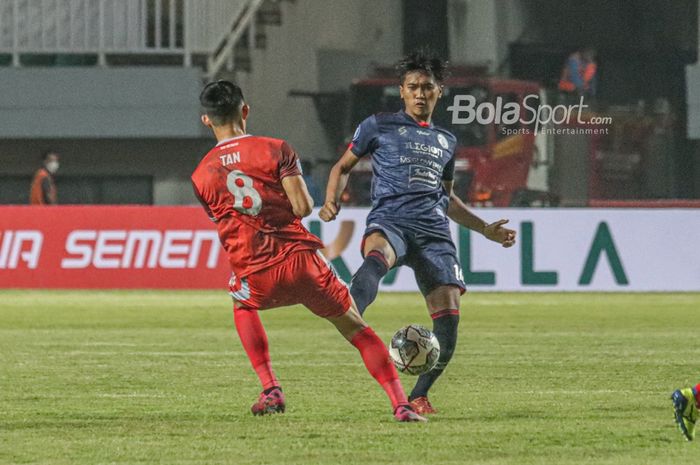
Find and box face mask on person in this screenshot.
[46,161,59,174]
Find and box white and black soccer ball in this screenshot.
[389,324,440,375]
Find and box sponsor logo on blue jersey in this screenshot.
[405,142,444,159]
[409,165,440,188]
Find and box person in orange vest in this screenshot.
[558,46,597,99]
[29,151,59,205]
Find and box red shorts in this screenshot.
[229,250,351,318]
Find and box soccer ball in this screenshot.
[389,324,440,375]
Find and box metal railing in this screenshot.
[0,0,258,69]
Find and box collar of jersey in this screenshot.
[398,110,432,128]
[216,134,252,146]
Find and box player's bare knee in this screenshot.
[328,307,367,341]
[363,232,396,267]
[426,285,461,314]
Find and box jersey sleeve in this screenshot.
[191,179,217,222]
[349,115,379,157]
[441,131,458,181]
[442,155,455,181]
[279,141,302,179]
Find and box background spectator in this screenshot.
[558,46,598,102]
[29,150,59,205]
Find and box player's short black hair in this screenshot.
[199,80,245,125]
[396,50,449,84]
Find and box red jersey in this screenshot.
[191,134,323,278]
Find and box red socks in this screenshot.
[233,308,279,390]
[351,326,407,409]
[233,309,406,410]
[695,383,700,408]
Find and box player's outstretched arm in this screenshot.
[281,175,314,217]
[443,181,516,248]
[320,149,361,222]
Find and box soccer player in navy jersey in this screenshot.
[320,51,516,415]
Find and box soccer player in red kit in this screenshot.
[191,80,425,422]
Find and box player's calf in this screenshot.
[349,250,390,315]
[409,309,460,403]
[329,309,412,418]
[234,308,280,392]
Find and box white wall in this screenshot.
[448,0,532,73]
[235,0,402,163]
[449,0,497,69]
[686,0,700,138]
[0,67,205,138]
[0,0,403,204]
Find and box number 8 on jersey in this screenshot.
[227,170,262,216]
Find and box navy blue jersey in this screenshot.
[350,111,457,232]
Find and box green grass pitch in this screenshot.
[1,291,700,464]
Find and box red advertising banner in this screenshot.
[0,206,230,289]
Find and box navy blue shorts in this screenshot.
[362,221,467,296]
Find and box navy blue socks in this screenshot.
[409,310,460,400]
[349,251,389,316]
